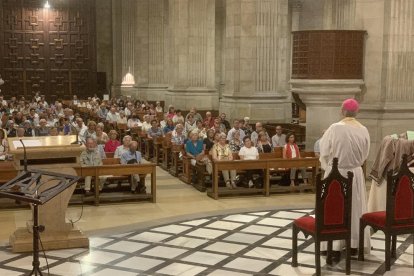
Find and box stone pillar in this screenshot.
[131,0,169,101]
[291,1,302,32]
[363,0,414,141]
[111,0,122,95]
[111,0,138,95]
[120,0,136,87]
[220,0,291,122]
[323,0,356,30]
[165,0,218,110]
[290,79,364,149]
[96,0,113,91]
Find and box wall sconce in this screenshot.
[44,1,51,9]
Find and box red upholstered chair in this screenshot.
[292,158,354,275]
[358,154,414,271]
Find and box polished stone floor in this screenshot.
[0,167,412,275]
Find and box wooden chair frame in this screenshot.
[358,154,414,271]
[292,158,353,275]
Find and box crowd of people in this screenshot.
[0,93,309,189]
[0,92,374,263]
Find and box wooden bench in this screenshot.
[208,157,319,199]
[116,123,128,140]
[0,161,18,185]
[143,137,153,160]
[161,133,173,170]
[171,144,185,177]
[101,158,146,188]
[179,154,193,183]
[74,162,156,205]
[153,136,164,165]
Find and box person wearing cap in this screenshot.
[319,98,371,261]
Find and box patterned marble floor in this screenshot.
[0,208,413,276]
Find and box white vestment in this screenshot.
[319,117,371,251]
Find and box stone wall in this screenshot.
[295,0,414,168]
[96,0,113,89]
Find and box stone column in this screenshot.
[367,0,414,137]
[111,0,122,95]
[132,0,169,101]
[323,0,356,30]
[165,0,218,110]
[291,1,302,32]
[120,0,136,96]
[220,0,291,122]
[290,79,364,149]
[111,0,138,96]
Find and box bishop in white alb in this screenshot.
[319,100,371,252]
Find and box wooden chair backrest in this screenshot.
[274,147,283,158]
[105,152,115,158]
[259,152,278,160]
[386,154,414,227]
[316,158,353,234]
[102,157,121,165]
[300,151,315,158]
[172,144,184,152]
[117,123,127,131]
[163,132,173,147]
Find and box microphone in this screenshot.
[19,139,28,172]
[71,124,81,144]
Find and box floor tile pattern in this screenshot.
[0,209,412,275]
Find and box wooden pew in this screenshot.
[208,157,319,200]
[116,123,128,140]
[170,144,184,177]
[152,136,164,165]
[179,154,192,183]
[194,153,212,192]
[101,158,146,189]
[143,137,153,160]
[74,162,156,205]
[0,161,18,185]
[161,133,173,170]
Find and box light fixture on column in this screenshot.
[44,1,50,9]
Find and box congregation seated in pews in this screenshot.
[0,92,315,204]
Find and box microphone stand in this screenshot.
[19,139,28,172]
[30,192,44,276]
[71,125,81,145]
[19,139,45,276]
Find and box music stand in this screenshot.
[0,169,80,275]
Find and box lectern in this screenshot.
[0,169,81,275]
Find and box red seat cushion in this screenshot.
[362,211,414,229]
[295,216,316,233]
[361,211,386,227]
[294,216,348,234]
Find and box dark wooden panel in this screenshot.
[291,30,366,79]
[0,0,97,100]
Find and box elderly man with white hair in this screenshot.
[80,138,108,195]
[142,115,152,132]
[106,106,120,124]
[36,119,49,136]
[114,135,132,158]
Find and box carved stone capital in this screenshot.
[290,79,364,106]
